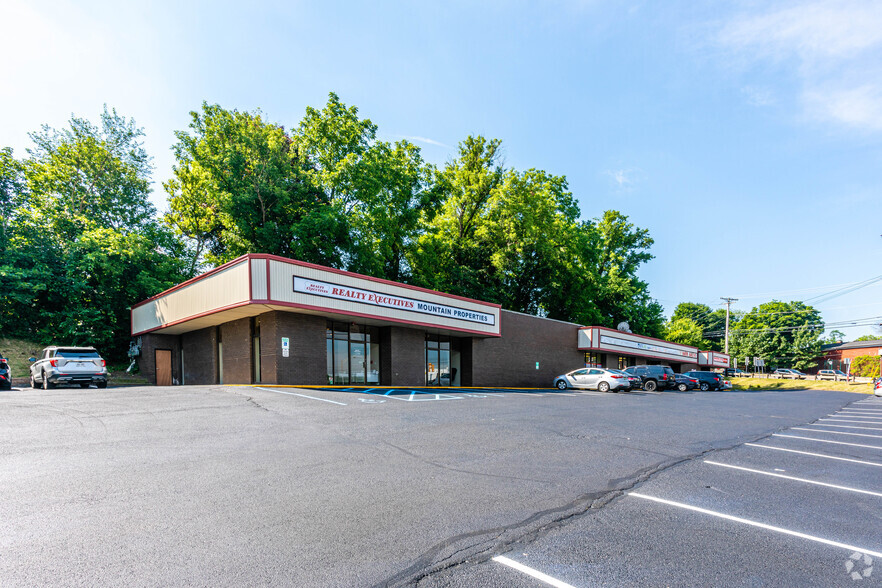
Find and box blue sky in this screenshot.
[2,0,881,340]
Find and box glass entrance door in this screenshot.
[350,341,366,384]
[426,335,451,386]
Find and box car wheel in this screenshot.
[556,380,567,390]
[598,381,610,393]
[678,383,687,392]
[700,382,709,391]
[644,380,658,392]
[30,374,37,389]
[96,382,107,389]
[42,371,54,390]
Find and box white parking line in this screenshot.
[834,412,882,419]
[793,427,882,439]
[819,419,882,425]
[704,461,882,498]
[492,556,576,588]
[745,443,882,467]
[810,423,882,431]
[629,493,882,558]
[253,386,347,406]
[773,434,882,450]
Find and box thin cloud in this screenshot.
[713,0,882,131]
[393,135,452,149]
[604,168,640,191]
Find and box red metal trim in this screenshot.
[578,347,699,364]
[580,325,699,352]
[131,256,250,309]
[250,253,501,308]
[248,258,253,301]
[131,301,254,336]
[132,299,501,338]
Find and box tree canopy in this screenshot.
[727,300,824,370]
[2,93,671,361]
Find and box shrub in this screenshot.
[850,355,881,378]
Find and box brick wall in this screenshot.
[139,333,182,385]
[272,312,327,385]
[182,327,217,385]
[386,326,425,386]
[219,318,252,384]
[471,310,583,387]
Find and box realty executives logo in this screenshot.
[845,552,873,581]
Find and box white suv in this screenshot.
[29,346,108,389]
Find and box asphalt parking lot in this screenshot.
[0,384,876,586]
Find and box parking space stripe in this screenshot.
[253,386,347,405]
[772,434,882,450]
[704,461,882,498]
[819,419,882,425]
[629,493,882,558]
[810,423,882,431]
[834,412,882,418]
[793,427,882,439]
[745,443,882,467]
[492,556,577,588]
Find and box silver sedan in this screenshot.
[553,368,630,392]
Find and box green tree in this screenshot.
[729,301,823,369]
[165,102,345,270]
[411,135,504,301]
[664,317,707,348]
[2,109,188,359]
[824,330,847,344]
[669,302,730,350]
[587,211,664,337]
[855,334,882,342]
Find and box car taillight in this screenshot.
[611,375,623,379]
[101,360,106,367]
[49,359,58,367]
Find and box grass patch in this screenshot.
[730,377,875,394]
[0,337,45,379]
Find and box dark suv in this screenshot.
[0,356,11,390]
[684,370,724,391]
[623,365,677,391]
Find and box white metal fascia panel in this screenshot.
[132,261,250,334]
[251,258,268,301]
[267,260,500,335]
[577,329,592,348]
[581,327,699,362]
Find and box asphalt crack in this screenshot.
[375,397,863,588]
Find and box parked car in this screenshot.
[684,370,725,391]
[875,378,882,397]
[817,369,848,380]
[722,368,746,378]
[622,372,642,390]
[0,356,11,390]
[623,365,677,392]
[29,346,108,389]
[553,368,630,393]
[673,373,699,392]
[772,368,806,379]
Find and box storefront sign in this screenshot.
[293,277,496,326]
[599,334,698,360]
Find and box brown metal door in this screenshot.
[155,349,172,386]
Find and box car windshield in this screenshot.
[56,350,100,359]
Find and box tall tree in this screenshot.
[2,109,188,359]
[729,300,823,369]
[165,103,345,270]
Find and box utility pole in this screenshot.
[721,297,738,355]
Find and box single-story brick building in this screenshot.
[130,254,729,387]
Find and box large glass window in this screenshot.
[326,322,379,385]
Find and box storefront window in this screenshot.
[326,322,379,385]
[585,352,601,368]
[618,356,629,369]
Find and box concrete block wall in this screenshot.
[182,327,217,385]
[139,333,182,385]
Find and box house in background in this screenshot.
[818,339,882,374]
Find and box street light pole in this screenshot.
[721,297,738,355]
